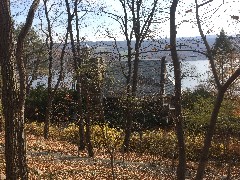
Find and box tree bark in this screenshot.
[74,0,86,151]
[195,0,240,179]
[43,0,68,139]
[44,97,53,139]
[26,58,41,95]
[160,56,166,96]
[170,1,186,179]
[123,102,133,152]
[122,39,133,153]
[43,0,54,139]
[0,116,2,132]
[65,0,86,152]
[76,79,85,151]
[0,0,40,179]
[121,0,158,153]
[85,91,94,157]
[195,90,224,179]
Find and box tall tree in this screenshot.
[42,0,69,139]
[103,0,159,152]
[195,0,240,179]
[73,0,86,152]
[65,0,95,157]
[170,0,186,179]
[211,29,239,96]
[0,0,40,179]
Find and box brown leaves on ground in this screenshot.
[0,132,240,179]
[0,133,170,179]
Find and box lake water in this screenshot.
[167,59,209,90]
[32,59,210,90]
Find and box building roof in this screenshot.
[103,59,175,97]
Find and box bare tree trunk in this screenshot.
[170,1,186,179]
[1,5,18,179]
[76,76,86,152]
[76,66,86,152]
[0,94,3,132]
[43,0,54,139]
[44,97,53,139]
[43,0,68,139]
[195,90,224,179]
[0,0,40,179]
[26,57,41,95]
[74,0,85,151]
[122,1,142,153]
[195,1,240,179]
[160,56,166,96]
[76,79,85,151]
[131,49,140,96]
[0,116,2,132]
[2,75,23,179]
[78,119,85,151]
[123,101,133,152]
[122,39,133,152]
[85,92,94,157]
[65,0,86,152]
[195,70,240,179]
[119,0,158,153]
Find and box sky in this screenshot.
[175,0,240,38]
[11,0,240,42]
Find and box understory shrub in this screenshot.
[25,122,240,163]
[26,86,173,132]
[25,86,78,123]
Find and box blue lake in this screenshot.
[167,59,209,90]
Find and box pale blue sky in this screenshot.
[11,0,240,41]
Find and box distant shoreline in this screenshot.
[181,59,208,61]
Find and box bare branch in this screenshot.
[222,68,240,92]
[140,0,158,45]
[16,0,40,104]
[197,0,214,8]
[195,0,221,89]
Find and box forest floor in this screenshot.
[0,132,240,179]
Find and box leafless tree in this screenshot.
[65,0,96,157]
[102,0,159,152]
[194,0,240,179]
[169,0,186,179]
[42,0,69,139]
